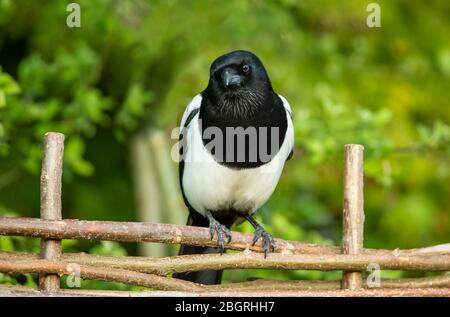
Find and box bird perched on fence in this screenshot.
[173,50,294,284]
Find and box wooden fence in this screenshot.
[0,132,449,297]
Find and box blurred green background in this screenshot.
[0,0,449,290]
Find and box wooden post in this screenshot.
[342,144,365,290]
[38,132,64,291]
[130,130,166,257]
[149,129,185,227]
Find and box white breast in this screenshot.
[181,109,294,217]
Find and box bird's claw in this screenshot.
[252,226,276,258]
[209,218,232,254]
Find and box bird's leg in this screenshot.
[245,215,276,258]
[206,211,232,254]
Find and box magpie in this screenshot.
[173,50,294,284]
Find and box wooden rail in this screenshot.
[1,217,448,257]
[1,284,449,297]
[0,133,448,297]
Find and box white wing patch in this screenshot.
[278,94,294,158]
[180,94,202,129]
[278,94,292,117]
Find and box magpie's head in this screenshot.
[203,50,273,117]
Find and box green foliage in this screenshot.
[0,67,20,108]
[0,0,449,287]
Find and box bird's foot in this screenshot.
[206,211,232,254]
[252,225,276,258]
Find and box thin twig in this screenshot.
[0,259,204,292]
[0,284,448,297]
[0,251,449,274]
[4,249,448,289]
[213,275,450,291]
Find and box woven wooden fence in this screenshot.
[0,132,448,297]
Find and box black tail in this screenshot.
[172,211,224,285]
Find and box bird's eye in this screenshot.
[242,64,250,74]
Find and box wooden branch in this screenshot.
[342,144,365,289]
[155,288,450,297]
[0,285,175,297]
[0,259,204,292]
[3,249,449,290]
[1,250,449,275]
[0,284,448,297]
[1,217,448,257]
[0,285,105,297]
[0,217,340,254]
[125,252,450,273]
[39,132,64,292]
[214,275,450,291]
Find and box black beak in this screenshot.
[222,68,242,88]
